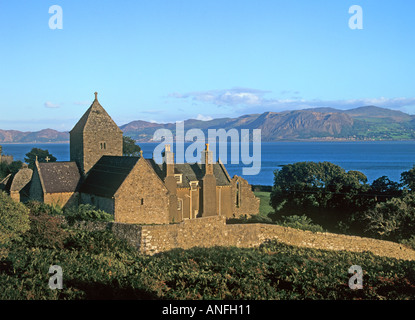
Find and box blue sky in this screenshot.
[1,0,415,131]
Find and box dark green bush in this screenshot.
[25,200,63,216]
[401,236,415,251]
[22,211,68,249]
[0,191,30,259]
[2,234,415,300]
[359,193,415,240]
[278,215,325,233]
[63,204,113,224]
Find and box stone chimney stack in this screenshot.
[201,143,217,217]
[163,144,175,177]
[202,143,213,176]
[163,144,179,222]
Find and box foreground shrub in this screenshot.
[64,204,113,224]
[22,211,68,249]
[1,233,415,300]
[278,215,325,233]
[227,214,274,225]
[25,200,63,216]
[401,236,415,251]
[0,191,30,258]
[64,230,136,256]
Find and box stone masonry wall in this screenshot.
[44,192,79,208]
[114,158,170,225]
[72,215,415,261]
[231,176,260,218]
[70,220,142,249]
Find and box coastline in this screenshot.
[2,139,415,144]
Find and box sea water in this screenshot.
[2,141,415,186]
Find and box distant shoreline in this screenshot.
[0,141,70,144]
[2,139,415,144]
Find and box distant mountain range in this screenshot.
[2,106,415,143]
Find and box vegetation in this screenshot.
[0,191,30,259]
[1,159,415,300]
[270,161,371,229]
[1,216,415,300]
[360,193,415,240]
[63,204,114,224]
[0,160,24,180]
[254,191,274,217]
[123,136,141,157]
[24,148,57,168]
[270,161,415,246]
[277,215,325,233]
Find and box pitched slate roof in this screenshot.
[37,161,81,193]
[70,92,122,134]
[79,156,139,198]
[146,159,232,188]
[10,167,33,192]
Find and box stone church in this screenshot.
[7,93,259,224]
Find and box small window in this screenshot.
[174,174,182,184]
[177,198,183,211]
[140,198,144,205]
[100,142,107,150]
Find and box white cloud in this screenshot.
[169,88,415,114]
[44,101,61,108]
[195,114,213,121]
[171,87,270,107]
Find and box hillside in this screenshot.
[120,106,415,142]
[0,129,69,143]
[1,106,415,143]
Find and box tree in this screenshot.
[0,160,23,179]
[401,165,415,192]
[123,136,142,157]
[360,193,415,240]
[370,176,402,202]
[24,148,57,169]
[0,191,30,258]
[270,161,371,229]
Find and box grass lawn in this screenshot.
[254,191,273,217]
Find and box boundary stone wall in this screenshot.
[70,215,415,261]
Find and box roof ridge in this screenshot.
[69,92,122,134]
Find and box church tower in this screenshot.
[70,92,123,175]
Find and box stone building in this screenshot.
[9,163,32,202]
[29,161,80,208]
[9,92,259,223]
[79,155,170,224]
[69,91,123,175]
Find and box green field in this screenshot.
[254,191,273,217]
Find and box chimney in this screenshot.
[202,143,213,176]
[163,144,174,177]
[201,143,217,216]
[163,144,179,222]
